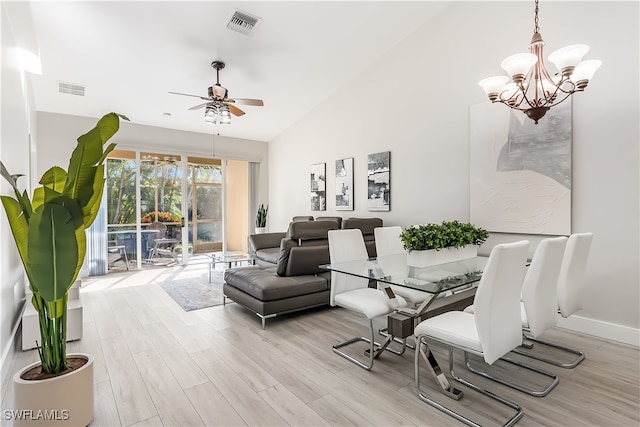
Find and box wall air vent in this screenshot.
[226,10,261,35]
[58,81,85,96]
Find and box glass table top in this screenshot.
[321,253,488,294]
[207,252,257,263]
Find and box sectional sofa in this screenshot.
[223,217,383,328]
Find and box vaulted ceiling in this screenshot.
[25,1,449,142]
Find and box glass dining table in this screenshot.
[321,253,487,317]
[321,253,489,400]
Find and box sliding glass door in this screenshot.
[187,157,223,253]
[102,150,248,270]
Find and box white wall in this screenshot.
[0,1,36,385]
[268,2,639,344]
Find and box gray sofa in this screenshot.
[225,218,382,328]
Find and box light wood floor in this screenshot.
[2,263,639,426]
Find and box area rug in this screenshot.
[158,271,225,311]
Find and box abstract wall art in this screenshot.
[469,100,572,235]
[335,157,354,211]
[310,162,326,211]
[367,151,390,212]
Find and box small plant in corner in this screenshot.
[256,203,268,228]
[400,220,489,252]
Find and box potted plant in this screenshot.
[400,220,489,268]
[1,112,127,426]
[255,203,268,234]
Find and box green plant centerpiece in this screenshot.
[1,112,127,375]
[256,203,268,228]
[400,220,489,268]
[400,220,488,252]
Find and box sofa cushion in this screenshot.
[277,221,338,276]
[289,220,338,241]
[225,266,329,301]
[285,245,331,276]
[249,232,286,252]
[255,247,280,264]
[315,216,342,228]
[342,218,383,240]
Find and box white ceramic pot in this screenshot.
[255,227,266,234]
[406,245,477,268]
[12,353,94,426]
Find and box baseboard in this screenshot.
[1,301,25,402]
[556,314,640,347]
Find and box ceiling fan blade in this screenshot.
[228,98,264,106]
[169,91,211,101]
[226,103,245,116]
[188,102,210,111]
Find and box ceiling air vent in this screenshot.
[226,10,261,35]
[58,81,85,96]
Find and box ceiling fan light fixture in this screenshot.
[204,105,217,123]
[219,105,232,125]
[171,59,263,124]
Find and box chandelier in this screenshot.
[204,102,231,125]
[478,0,601,124]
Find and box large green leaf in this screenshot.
[39,166,67,192]
[82,165,105,228]
[98,142,117,164]
[73,222,86,286]
[1,196,32,283]
[64,141,99,209]
[27,201,79,303]
[64,113,121,208]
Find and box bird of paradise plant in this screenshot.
[0,112,127,374]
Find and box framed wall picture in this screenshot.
[469,100,572,235]
[335,157,354,211]
[310,162,326,211]
[367,151,390,212]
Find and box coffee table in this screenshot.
[207,252,257,282]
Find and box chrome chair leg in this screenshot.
[333,319,383,370]
[448,348,524,427]
[464,351,559,397]
[512,334,585,369]
[414,337,523,427]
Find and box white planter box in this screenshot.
[406,245,477,268]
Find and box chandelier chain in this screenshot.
[534,0,540,34]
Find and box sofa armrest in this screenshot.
[249,232,286,253]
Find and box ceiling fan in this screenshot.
[169,61,264,119]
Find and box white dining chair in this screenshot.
[328,228,407,370]
[514,232,593,368]
[413,240,529,426]
[464,236,566,396]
